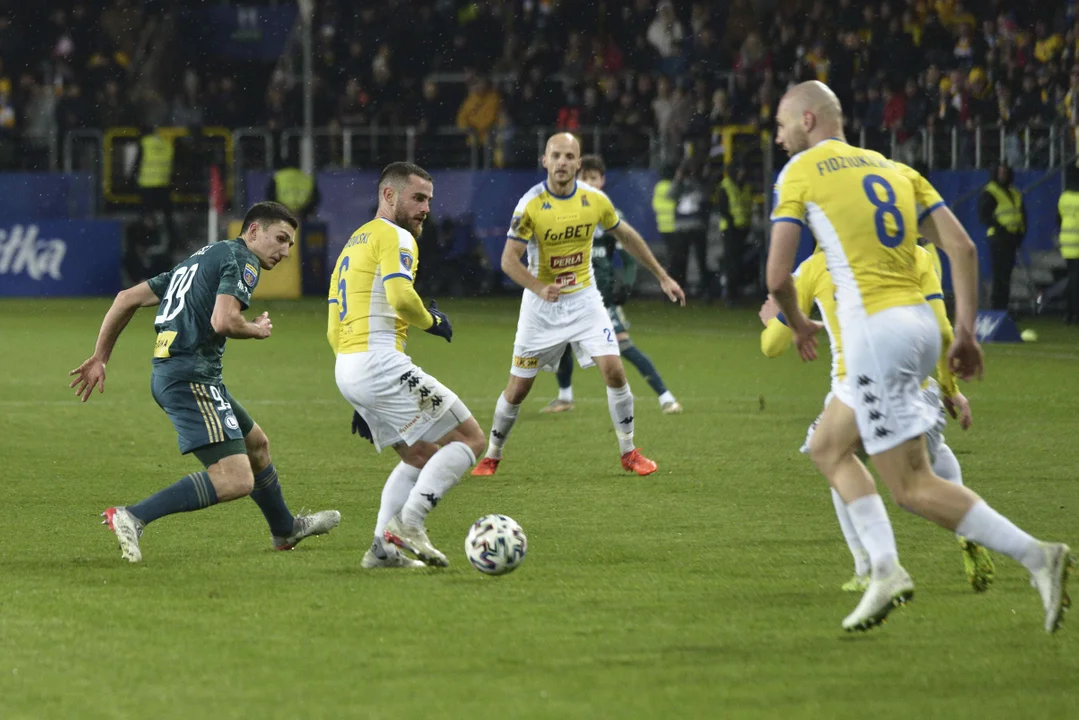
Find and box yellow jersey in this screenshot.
[771,138,945,319]
[509,180,621,294]
[327,217,419,353]
[761,245,957,398]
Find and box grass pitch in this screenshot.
[1,297,1077,720]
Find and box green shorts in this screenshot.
[606,304,629,335]
[151,373,254,461]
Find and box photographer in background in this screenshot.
[667,155,713,298]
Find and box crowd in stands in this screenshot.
[0,0,1077,169]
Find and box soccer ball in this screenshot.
[465,514,527,575]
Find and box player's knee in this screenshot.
[462,423,487,459]
[602,362,627,387]
[503,377,531,405]
[245,428,271,470]
[208,455,255,501]
[808,432,840,475]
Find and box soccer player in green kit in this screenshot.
[540,155,682,415]
[69,201,340,563]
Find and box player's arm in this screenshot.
[920,206,982,380]
[928,295,959,398]
[373,232,438,331]
[608,220,685,305]
[68,282,161,401]
[501,238,558,301]
[766,221,822,361]
[211,294,272,339]
[760,264,814,357]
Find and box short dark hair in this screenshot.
[241,201,298,233]
[579,154,606,176]
[378,162,432,191]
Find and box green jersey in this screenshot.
[590,207,635,306]
[147,238,261,383]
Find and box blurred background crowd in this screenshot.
[0,0,1075,170]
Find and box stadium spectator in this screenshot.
[647,0,685,75]
[456,74,501,147]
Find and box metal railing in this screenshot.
[855,124,1069,170]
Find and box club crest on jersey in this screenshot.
[242,263,258,288]
[510,215,522,232]
[581,194,590,207]
[399,250,414,271]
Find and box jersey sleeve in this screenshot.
[380,227,416,283]
[895,162,946,222]
[217,250,255,309]
[146,269,172,301]
[326,260,341,353]
[917,248,958,397]
[596,192,621,231]
[771,159,808,227]
[508,196,535,243]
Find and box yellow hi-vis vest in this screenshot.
[274,168,315,213]
[651,180,676,233]
[985,181,1024,236]
[719,176,753,231]
[1059,190,1079,260]
[137,134,174,189]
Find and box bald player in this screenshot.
[471,133,686,478]
[767,81,1072,633]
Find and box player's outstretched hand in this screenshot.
[758,296,779,326]
[943,391,973,430]
[538,284,561,302]
[425,300,453,342]
[253,311,273,339]
[68,355,106,402]
[660,275,686,306]
[947,329,984,382]
[351,410,374,443]
[792,319,824,362]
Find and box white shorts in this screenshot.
[801,377,946,458]
[510,288,619,378]
[841,303,941,456]
[335,350,470,453]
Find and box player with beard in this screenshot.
[328,162,485,569]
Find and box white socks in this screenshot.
[401,441,476,527]
[558,386,573,402]
[846,494,900,579]
[485,393,520,460]
[606,383,635,455]
[658,390,676,406]
[931,442,963,486]
[832,488,870,576]
[956,500,1044,572]
[374,462,420,554]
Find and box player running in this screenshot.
[328,162,485,569]
[759,244,994,593]
[471,133,685,479]
[539,154,682,416]
[766,80,1071,633]
[70,201,341,563]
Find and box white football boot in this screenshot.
[362,541,427,569]
[273,509,341,550]
[842,565,915,632]
[1029,543,1074,633]
[383,516,448,567]
[102,507,144,563]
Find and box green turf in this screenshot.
[1,297,1077,720]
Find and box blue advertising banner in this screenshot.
[0,173,95,220]
[0,221,123,297]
